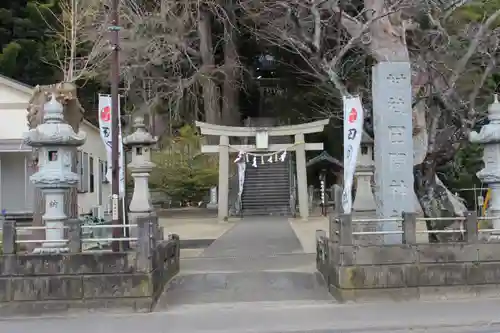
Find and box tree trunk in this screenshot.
[198,8,220,126]
[414,158,466,242]
[222,0,240,126]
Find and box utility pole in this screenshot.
[109,0,123,252]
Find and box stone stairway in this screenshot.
[241,160,291,216]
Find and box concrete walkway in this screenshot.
[201,217,303,257]
[156,217,333,307]
[158,216,235,258]
[289,216,329,253]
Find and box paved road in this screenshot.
[3,217,500,332]
[2,298,500,332]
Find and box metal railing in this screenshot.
[0,223,138,249]
[330,212,499,244]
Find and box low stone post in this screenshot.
[464,211,479,243]
[402,212,417,244]
[2,220,17,254]
[207,186,218,209]
[339,213,353,246]
[316,229,327,262]
[66,219,82,253]
[136,215,154,272]
[168,233,180,259]
[329,215,340,243]
[333,184,343,215]
[308,185,314,210]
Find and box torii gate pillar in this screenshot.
[218,135,230,219]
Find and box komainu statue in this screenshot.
[27,82,84,132]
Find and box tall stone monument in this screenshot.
[469,94,500,238]
[123,116,157,220]
[24,94,86,253]
[372,62,414,244]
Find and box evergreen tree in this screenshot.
[0,0,60,85]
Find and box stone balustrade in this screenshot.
[0,215,179,316]
[316,211,500,302]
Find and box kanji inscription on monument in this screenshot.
[372,62,414,244]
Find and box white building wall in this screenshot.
[0,152,31,213]
[77,123,111,215]
[0,76,111,216]
[0,84,29,103]
[0,108,28,140]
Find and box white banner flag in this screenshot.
[342,96,364,214]
[98,94,125,197]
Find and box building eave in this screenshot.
[0,139,32,152]
[0,74,100,134]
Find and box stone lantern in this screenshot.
[23,94,86,253]
[470,94,500,237]
[352,131,376,212]
[123,116,157,219]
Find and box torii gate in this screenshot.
[196,119,329,220]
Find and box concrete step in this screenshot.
[242,193,288,198]
[245,174,289,178]
[242,189,289,195]
[242,192,289,197]
[242,188,289,193]
[246,172,289,176]
[242,193,289,197]
[244,181,289,185]
[242,207,290,212]
[161,271,331,306]
[244,178,289,183]
[242,209,291,216]
[245,170,289,174]
[241,196,290,202]
[246,167,289,171]
[243,184,289,188]
[246,168,289,172]
[180,253,316,271]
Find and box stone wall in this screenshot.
[0,216,180,316]
[317,212,500,301]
